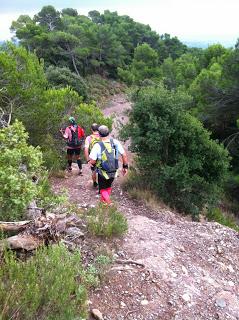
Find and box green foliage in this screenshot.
[87,203,128,237]
[45,66,88,99]
[86,74,124,106]
[11,7,187,77]
[74,101,113,136]
[203,44,227,68]
[0,121,43,221]
[117,67,135,85]
[125,86,230,217]
[131,43,160,83]
[118,43,160,84]
[158,33,188,61]
[33,5,61,31]
[94,254,113,280]
[0,44,113,170]
[0,43,46,117]
[207,208,239,231]
[0,244,91,320]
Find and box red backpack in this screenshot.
[67,125,85,147]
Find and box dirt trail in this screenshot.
[52,94,239,320]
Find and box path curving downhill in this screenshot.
[52,94,239,320]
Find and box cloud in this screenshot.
[0,0,238,45]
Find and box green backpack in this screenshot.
[89,134,101,153]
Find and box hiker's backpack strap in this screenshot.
[110,138,119,160]
[98,141,106,160]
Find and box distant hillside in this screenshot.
[183,40,235,49]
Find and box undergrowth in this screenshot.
[207,208,239,232]
[0,244,97,320]
[124,169,239,231]
[121,169,166,210]
[87,203,128,237]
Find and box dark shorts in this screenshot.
[98,174,114,191]
[67,148,81,156]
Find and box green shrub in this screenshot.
[86,74,125,107]
[117,67,135,85]
[207,208,239,232]
[87,204,128,237]
[0,244,93,320]
[124,85,230,217]
[45,65,89,100]
[0,45,113,171]
[0,121,43,221]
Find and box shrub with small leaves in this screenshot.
[0,244,93,320]
[87,204,128,237]
[0,121,43,220]
[123,85,230,217]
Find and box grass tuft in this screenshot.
[87,203,128,237]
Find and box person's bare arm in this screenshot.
[88,159,96,167]
[84,147,89,162]
[121,153,128,176]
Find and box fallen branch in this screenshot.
[0,221,31,232]
[125,308,140,318]
[0,213,85,252]
[109,265,135,272]
[114,259,145,268]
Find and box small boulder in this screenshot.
[91,308,103,320]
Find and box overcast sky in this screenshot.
[0,0,238,46]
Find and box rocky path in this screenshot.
[52,94,239,320]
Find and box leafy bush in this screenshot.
[117,67,135,85]
[87,203,128,237]
[0,244,93,320]
[74,101,113,137]
[124,85,230,217]
[0,121,43,221]
[0,45,113,171]
[86,74,125,107]
[207,208,239,231]
[45,65,89,100]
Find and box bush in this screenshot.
[0,45,113,171]
[87,203,128,237]
[124,85,230,217]
[0,121,43,221]
[0,244,93,320]
[86,74,125,107]
[45,65,89,100]
[207,208,239,231]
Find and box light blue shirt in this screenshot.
[89,138,125,160]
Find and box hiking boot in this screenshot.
[78,170,83,176]
[93,181,98,188]
[67,166,72,172]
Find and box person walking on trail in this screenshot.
[60,116,85,175]
[84,123,100,188]
[88,125,128,205]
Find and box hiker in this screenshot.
[60,116,85,175]
[84,123,100,188]
[88,125,128,204]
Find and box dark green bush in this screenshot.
[124,85,230,217]
[45,65,88,100]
